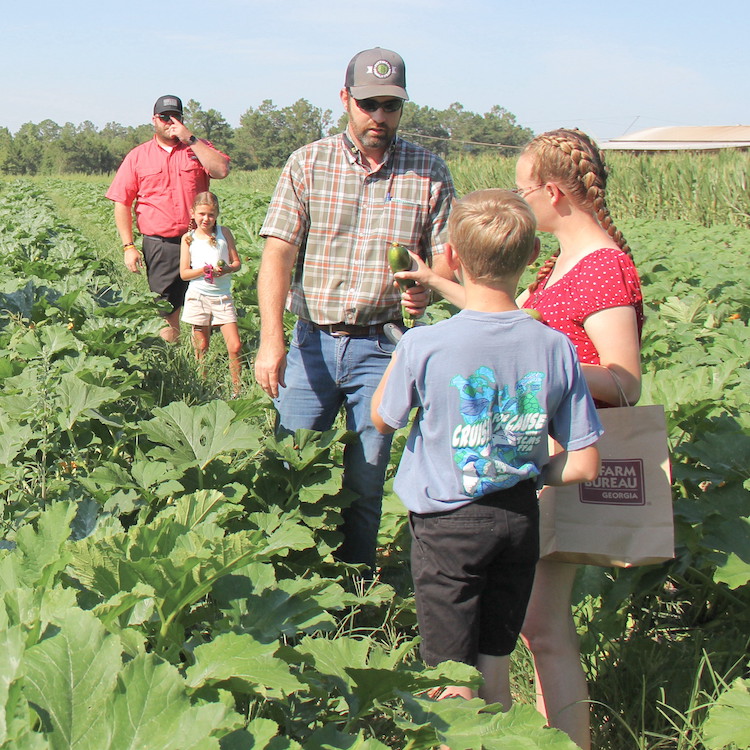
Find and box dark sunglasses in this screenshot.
[354,98,403,114]
[157,113,181,123]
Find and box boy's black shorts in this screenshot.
[142,235,189,314]
[409,479,539,666]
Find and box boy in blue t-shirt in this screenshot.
[371,189,602,709]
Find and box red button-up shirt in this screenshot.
[106,137,228,237]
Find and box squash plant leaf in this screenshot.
[185,632,304,697]
[714,552,750,589]
[140,400,260,471]
[218,575,342,642]
[223,718,302,749]
[305,724,390,749]
[399,695,578,749]
[703,678,750,750]
[108,652,237,750]
[14,323,79,360]
[0,280,40,320]
[23,607,122,750]
[93,582,157,630]
[166,489,244,530]
[0,415,33,464]
[295,635,373,690]
[68,499,314,657]
[702,516,750,562]
[10,501,76,590]
[0,620,27,746]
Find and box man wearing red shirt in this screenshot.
[107,95,230,341]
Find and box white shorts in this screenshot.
[181,292,238,327]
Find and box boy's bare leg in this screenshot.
[429,685,475,700]
[433,656,510,750]
[432,684,475,750]
[477,653,511,710]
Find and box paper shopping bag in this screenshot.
[539,404,674,567]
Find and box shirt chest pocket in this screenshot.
[380,172,432,249]
[138,165,165,198]
[180,159,205,194]
[383,200,426,249]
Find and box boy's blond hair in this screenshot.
[448,189,537,283]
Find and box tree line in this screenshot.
[0,98,534,176]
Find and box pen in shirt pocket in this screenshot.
[385,196,421,206]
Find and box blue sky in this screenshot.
[4,0,748,144]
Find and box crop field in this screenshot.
[0,151,748,749]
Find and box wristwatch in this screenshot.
[187,135,197,145]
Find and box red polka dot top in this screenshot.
[523,247,644,366]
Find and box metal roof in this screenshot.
[601,125,750,151]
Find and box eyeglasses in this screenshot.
[354,98,404,114]
[156,113,181,123]
[511,184,544,198]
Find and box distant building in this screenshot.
[601,125,750,152]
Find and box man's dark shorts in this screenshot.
[409,479,539,666]
[142,235,189,313]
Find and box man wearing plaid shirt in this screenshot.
[255,47,455,571]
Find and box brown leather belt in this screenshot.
[308,320,402,338]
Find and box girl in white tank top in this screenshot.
[179,192,243,397]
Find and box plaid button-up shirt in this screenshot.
[260,132,454,326]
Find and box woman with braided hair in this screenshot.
[515,129,643,749]
[390,128,642,748]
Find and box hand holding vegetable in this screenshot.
[389,242,420,328]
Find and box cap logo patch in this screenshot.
[368,60,393,79]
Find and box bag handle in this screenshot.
[606,368,631,407]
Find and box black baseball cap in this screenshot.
[153,95,183,115]
[345,48,408,100]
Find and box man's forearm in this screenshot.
[113,202,135,244]
[257,237,298,341]
[191,139,230,179]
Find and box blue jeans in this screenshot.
[275,320,397,569]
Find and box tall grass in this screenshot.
[221,150,750,228]
[606,150,750,227]
[449,149,750,228]
[222,167,284,196]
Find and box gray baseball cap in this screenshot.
[345,47,408,100]
[154,95,183,115]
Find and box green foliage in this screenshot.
[183,99,234,155]
[0,98,535,176]
[0,173,748,749]
[703,678,750,749]
[0,120,144,176]
[399,101,533,159]
[232,99,333,170]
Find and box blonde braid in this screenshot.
[524,129,631,293]
[553,129,630,254]
[185,218,197,247]
[528,249,559,294]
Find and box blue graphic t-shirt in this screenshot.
[377,309,602,514]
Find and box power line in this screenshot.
[400,131,525,150]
